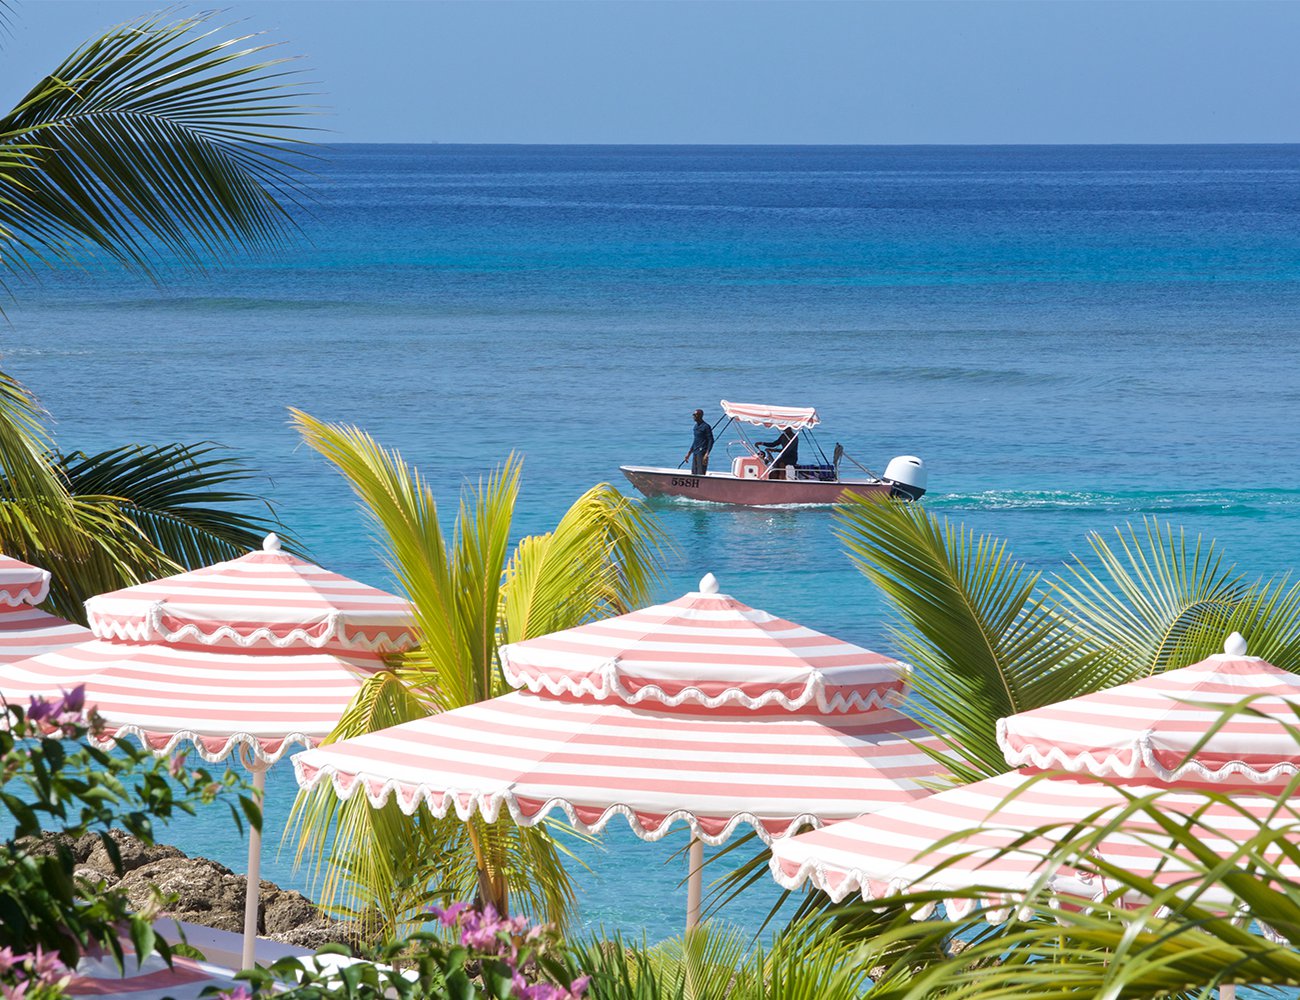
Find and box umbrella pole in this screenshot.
[685,837,703,930]
[241,759,268,970]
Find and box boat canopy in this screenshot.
[720,400,821,431]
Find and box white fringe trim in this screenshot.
[94,726,318,765]
[996,719,1300,784]
[291,757,823,846]
[500,651,905,714]
[87,604,415,653]
[0,579,51,607]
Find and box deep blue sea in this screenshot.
[5,144,1300,943]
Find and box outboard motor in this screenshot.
[883,456,927,500]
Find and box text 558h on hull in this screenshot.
[620,401,926,507]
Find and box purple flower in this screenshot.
[217,987,252,999]
[428,901,471,928]
[25,695,55,724]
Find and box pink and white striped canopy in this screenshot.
[295,574,942,845]
[294,694,944,844]
[769,770,1300,917]
[999,637,1300,784]
[0,536,417,763]
[85,534,416,653]
[500,575,906,713]
[0,555,90,668]
[0,639,388,763]
[0,554,52,607]
[719,400,820,431]
[68,950,241,998]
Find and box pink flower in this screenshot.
[26,946,64,985]
[428,901,471,927]
[1,981,28,999]
[168,753,188,779]
[217,987,252,999]
[0,948,28,975]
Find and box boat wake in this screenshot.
[928,488,1300,517]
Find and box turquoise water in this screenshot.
[4,144,1300,942]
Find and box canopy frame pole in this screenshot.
[238,747,269,970]
[686,837,704,930]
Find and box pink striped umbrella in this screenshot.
[999,633,1300,784]
[719,400,820,430]
[0,534,417,968]
[294,573,949,928]
[770,634,1300,925]
[67,950,241,999]
[0,555,90,666]
[769,769,1300,918]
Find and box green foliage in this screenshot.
[287,410,669,940]
[0,441,291,622]
[836,500,1300,779]
[0,9,311,283]
[0,688,253,994]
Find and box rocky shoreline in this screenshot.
[45,830,359,951]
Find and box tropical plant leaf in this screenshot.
[1052,519,1250,678]
[0,9,313,285]
[836,496,1124,777]
[54,442,290,567]
[289,409,668,936]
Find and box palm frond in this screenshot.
[835,496,1123,777]
[53,442,289,568]
[1052,519,1249,677]
[502,482,669,645]
[0,9,313,283]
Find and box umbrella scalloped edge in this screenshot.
[500,654,902,714]
[768,853,1111,923]
[996,719,1300,785]
[87,609,414,654]
[292,756,825,846]
[93,726,319,765]
[0,581,51,608]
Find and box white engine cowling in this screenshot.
[883,456,927,500]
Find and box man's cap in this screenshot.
[692,408,704,417]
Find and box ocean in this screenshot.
[4,144,1300,941]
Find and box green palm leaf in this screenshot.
[836,496,1123,777]
[289,409,667,936]
[1052,519,1249,677]
[54,442,290,567]
[0,10,311,282]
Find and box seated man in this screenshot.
[757,427,798,480]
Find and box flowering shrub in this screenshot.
[220,903,589,999]
[0,688,251,996]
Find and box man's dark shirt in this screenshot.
[690,421,714,456]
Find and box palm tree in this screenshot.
[287,410,670,939]
[836,497,1300,778]
[0,9,310,600]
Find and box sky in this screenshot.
[3,0,1299,144]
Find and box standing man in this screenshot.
[684,408,714,476]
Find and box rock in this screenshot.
[84,830,185,877]
[37,829,355,947]
[120,856,249,933]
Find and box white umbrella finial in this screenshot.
[1224,631,1248,657]
[698,573,719,595]
[262,532,282,553]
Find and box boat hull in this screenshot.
[620,466,916,506]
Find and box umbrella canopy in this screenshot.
[0,534,417,969]
[499,579,906,713]
[85,533,415,652]
[999,634,1300,784]
[67,951,241,999]
[769,769,1300,917]
[769,634,1300,920]
[0,639,387,763]
[0,555,90,667]
[294,573,948,928]
[294,695,939,845]
[0,536,414,763]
